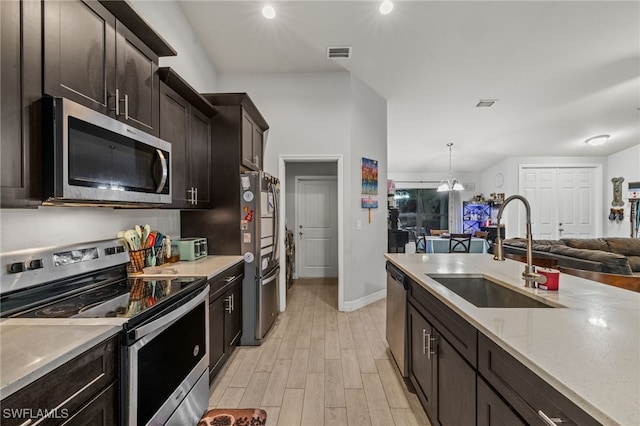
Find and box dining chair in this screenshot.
[558,267,640,293]
[449,233,472,253]
[430,229,448,236]
[415,234,427,253]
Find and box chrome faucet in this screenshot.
[493,195,546,288]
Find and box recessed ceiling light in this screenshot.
[379,1,394,15]
[476,99,498,107]
[584,135,610,146]
[262,5,276,19]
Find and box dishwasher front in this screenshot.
[386,261,409,377]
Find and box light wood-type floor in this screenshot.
[207,278,431,425]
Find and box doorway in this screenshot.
[295,176,338,278]
[518,165,603,239]
[278,155,344,312]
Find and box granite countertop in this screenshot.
[139,255,244,280]
[385,253,640,426]
[0,321,123,398]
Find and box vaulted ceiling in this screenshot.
[179,1,640,174]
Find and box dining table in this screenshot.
[419,235,491,253]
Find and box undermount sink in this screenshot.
[427,274,562,308]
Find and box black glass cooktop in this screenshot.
[1,266,206,321]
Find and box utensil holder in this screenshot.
[127,248,150,274]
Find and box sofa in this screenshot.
[502,238,640,275]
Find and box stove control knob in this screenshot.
[105,247,116,255]
[29,259,43,270]
[7,262,26,274]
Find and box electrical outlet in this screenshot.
[356,220,362,230]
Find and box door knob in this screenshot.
[299,232,303,236]
[559,228,565,232]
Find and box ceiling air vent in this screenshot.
[327,46,352,59]
[476,99,498,107]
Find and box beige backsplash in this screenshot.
[0,207,180,252]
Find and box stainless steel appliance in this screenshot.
[386,261,409,377]
[37,97,172,206]
[0,240,209,426]
[173,237,208,261]
[240,171,280,345]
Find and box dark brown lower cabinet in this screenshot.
[61,383,118,426]
[0,336,119,426]
[408,303,476,426]
[208,262,244,384]
[477,377,525,426]
[406,275,600,426]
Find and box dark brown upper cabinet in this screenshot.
[204,93,269,171]
[1,0,43,207]
[42,0,176,136]
[158,68,215,209]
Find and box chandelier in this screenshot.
[437,143,464,192]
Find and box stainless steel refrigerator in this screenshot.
[181,169,280,346]
[239,171,280,344]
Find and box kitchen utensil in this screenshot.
[146,232,157,249]
[135,225,143,240]
[142,224,151,247]
[165,236,171,258]
[124,230,141,251]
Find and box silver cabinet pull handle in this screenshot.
[422,329,427,354]
[111,88,120,116]
[155,149,168,193]
[538,409,565,425]
[426,334,436,359]
[195,187,198,205]
[123,94,129,120]
[231,293,234,312]
[226,295,233,314]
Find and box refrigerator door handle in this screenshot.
[262,270,278,285]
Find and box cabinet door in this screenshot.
[252,125,263,170]
[241,111,256,170]
[209,294,226,383]
[1,337,118,426]
[436,333,476,426]
[225,281,243,348]
[408,304,437,417]
[115,21,159,135]
[478,377,525,426]
[60,382,118,426]
[1,0,41,207]
[190,108,212,208]
[43,0,115,115]
[159,83,190,208]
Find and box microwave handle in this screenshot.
[155,149,168,193]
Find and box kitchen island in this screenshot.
[385,253,639,426]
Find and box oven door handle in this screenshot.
[134,285,209,341]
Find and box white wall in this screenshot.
[131,0,218,92]
[0,207,179,252]
[219,72,387,307]
[347,75,388,304]
[606,144,640,237]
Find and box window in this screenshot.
[395,189,448,239]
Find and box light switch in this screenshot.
[356,220,362,230]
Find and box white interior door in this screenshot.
[519,166,599,239]
[295,177,338,278]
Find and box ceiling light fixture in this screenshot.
[584,135,610,146]
[437,143,465,192]
[262,5,276,19]
[379,1,394,15]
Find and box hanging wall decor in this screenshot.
[361,158,379,195]
[611,177,624,207]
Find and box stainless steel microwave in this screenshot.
[39,97,171,206]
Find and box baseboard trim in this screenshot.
[343,288,386,312]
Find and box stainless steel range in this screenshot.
[0,239,210,426]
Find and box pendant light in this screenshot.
[437,143,464,192]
